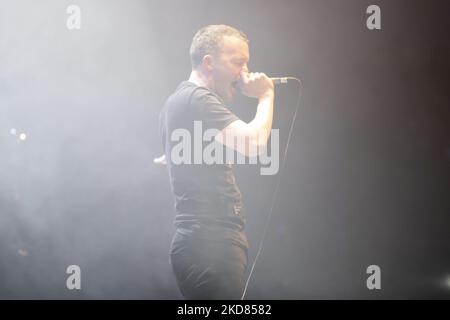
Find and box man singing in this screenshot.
[159,24,275,299]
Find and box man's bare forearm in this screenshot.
[248,90,274,147]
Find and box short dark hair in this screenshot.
[189,24,248,68]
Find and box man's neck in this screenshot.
[188,70,212,90]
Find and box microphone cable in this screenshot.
[241,76,303,300]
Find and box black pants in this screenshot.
[170,229,248,300]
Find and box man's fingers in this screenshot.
[247,72,267,82]
[239,71,274,99]
[248,72,258,81]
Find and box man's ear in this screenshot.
[202,54,214,72]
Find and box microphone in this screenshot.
[270,77,290,85]
[236,76,298,89]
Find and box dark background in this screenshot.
[1,0,449,299]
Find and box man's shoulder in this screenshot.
[166,81,208,104]
[184,82,222,104]
[173,81,224,109]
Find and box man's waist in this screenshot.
[175,199,244,216]
[174,212,245,230]
[174,220,249,250]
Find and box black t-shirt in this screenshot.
[159,81,248,249]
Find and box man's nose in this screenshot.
[241,64,249,74]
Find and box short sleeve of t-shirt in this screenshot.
[191,88,240,132]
